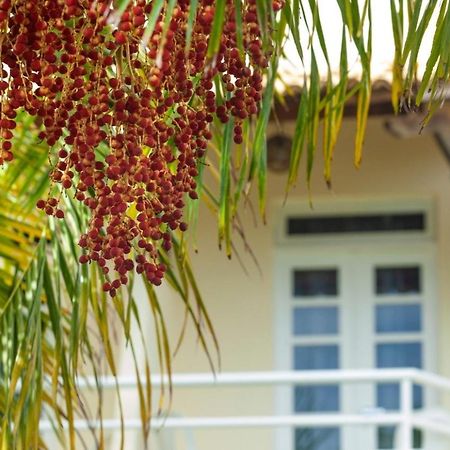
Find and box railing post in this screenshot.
[399,377,413,450]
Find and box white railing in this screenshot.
[40,368,450,450]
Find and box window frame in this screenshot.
[273,199,437,450]
[274,197,435,246]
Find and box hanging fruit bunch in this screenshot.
[0,0,284,296]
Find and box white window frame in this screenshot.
[272,198,437,450]
[274,196,435,246]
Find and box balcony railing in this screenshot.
[40,368,450,450]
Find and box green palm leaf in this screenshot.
[0,1,449,449]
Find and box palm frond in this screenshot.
[0,113,212,449]
[0,2,449,449]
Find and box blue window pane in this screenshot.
[376,267,420,295]
[377,383,423,410]
[377,426,422,449]
[293,269,338,297]
[294,345,339,371]
[376,304,421,333]
[376,343,422,368]
[295,427,340,450]
[294,307,338,336]
[294,385,340,412]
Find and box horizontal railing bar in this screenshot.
[73,368,421,389]
[38,369,450,439]
[412,371,450,395]
[413,416,450,437]
[39,413,404,431]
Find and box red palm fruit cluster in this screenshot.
[0,0,284,296]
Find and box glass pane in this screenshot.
[376,267,420,294]
[377,383,423,410]
[295,427,340,450]
[378,426,395,449]
[376,343,422,368]
[294,345,339,371]
[293,269,338,297]
[376,304,421,333]
[377,426,422,449]
[294,385,340,412]
[287,213,425,235]
[294,307,338,335]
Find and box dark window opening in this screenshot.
[376,267,421,294]
[287,213,425,236]
[293,269,338,297]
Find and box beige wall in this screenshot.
[117,116,450,450]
